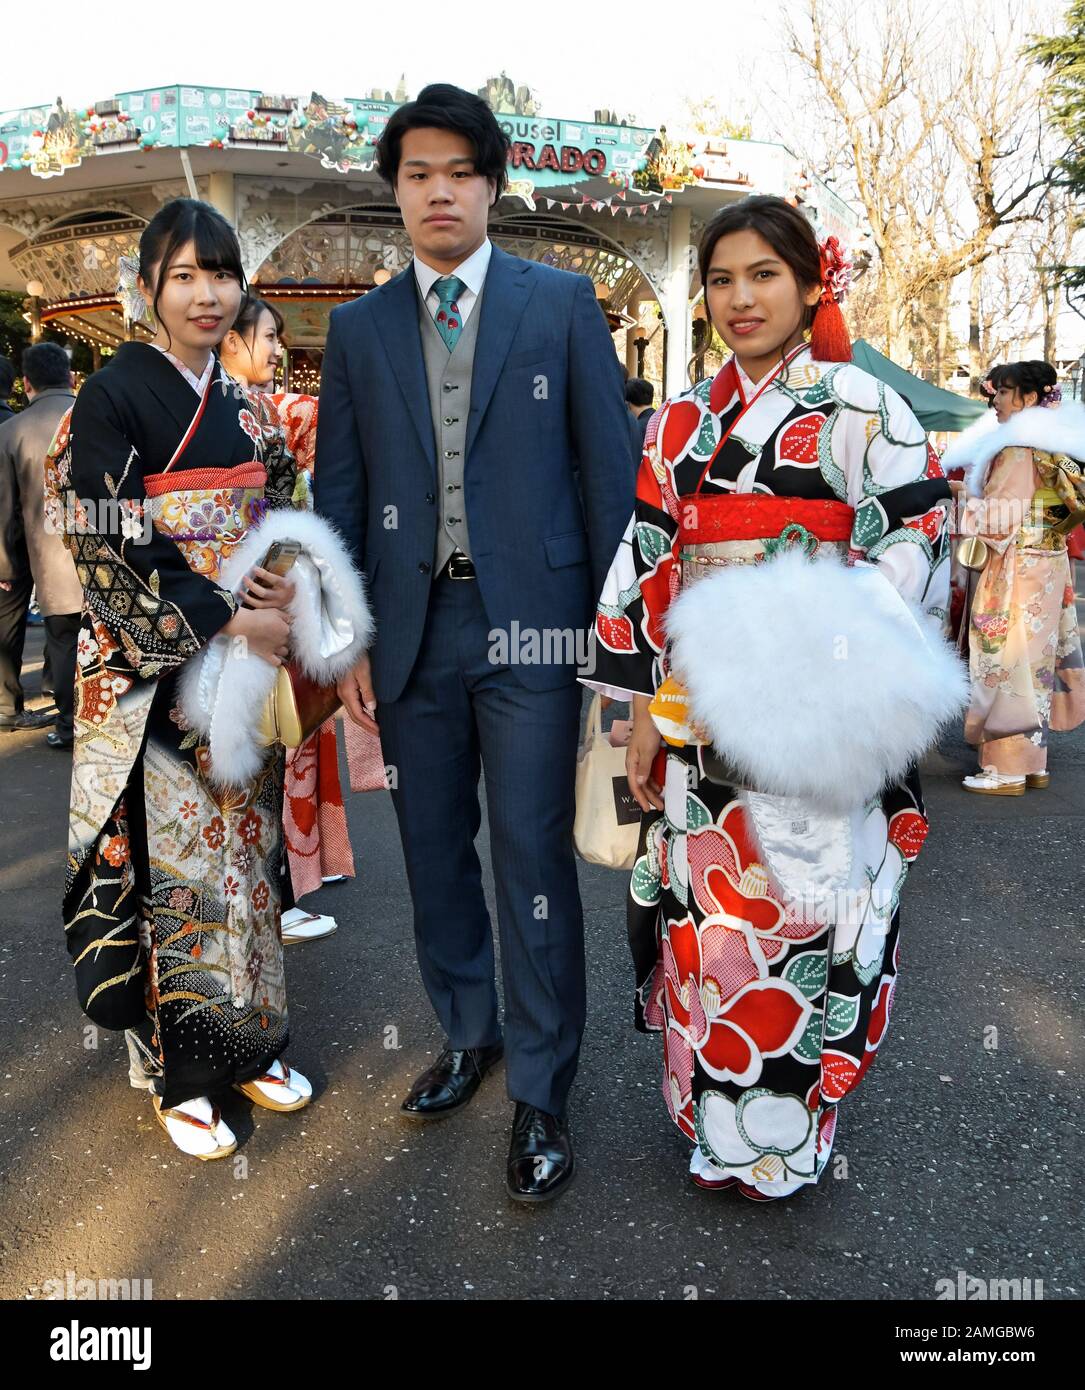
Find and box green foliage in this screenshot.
[0,290,30,363]
[1029,1,1085,287]
[0,290,95,379]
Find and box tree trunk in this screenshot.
[935,284,949,388]
[1042,278,1057,364]
[886,293,904,363]
[969,263,983,394]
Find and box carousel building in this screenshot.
[0,82,859,395]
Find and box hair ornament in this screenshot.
[818,235,853,305]
[810,234,852,362]
[117,254,155,329]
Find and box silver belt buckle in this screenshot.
[446,551,475,580]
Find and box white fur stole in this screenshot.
[940,401,1085,498]
[665,548,968,814]
[178,509,373,788]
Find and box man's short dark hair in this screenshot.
[376,83,510,196]
[625,377,654,408]
[0,355,14,398]
[22,342,71,391]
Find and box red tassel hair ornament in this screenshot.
[810,235,853,363]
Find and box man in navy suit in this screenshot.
[315,84,635,1201]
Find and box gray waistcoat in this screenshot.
[417,281,484,570]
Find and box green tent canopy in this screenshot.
[850,339,987,433]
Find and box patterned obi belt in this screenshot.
[678,493,855,588]
[144,464,268,582]
[1014,486,1082,552]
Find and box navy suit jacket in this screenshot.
[314,244,637,702]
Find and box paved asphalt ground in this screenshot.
[1,620,1082,1303]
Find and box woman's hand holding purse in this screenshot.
[223,606,292,667]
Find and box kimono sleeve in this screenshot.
[581,404,680,701]
[268,392,317,507]
[250,392,300,511]
[67,376,237,677]
[842,374,953,622]
[958,447,1035,557]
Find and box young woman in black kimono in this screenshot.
[57,199,315,1158]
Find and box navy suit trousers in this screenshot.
[377,572,586,1117]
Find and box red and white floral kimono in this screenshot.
[270,392,356,899]
[585,346,957,1190]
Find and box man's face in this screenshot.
[394,126,496,270]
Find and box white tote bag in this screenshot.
[573,694,641,871]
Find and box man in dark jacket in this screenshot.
[0,345,80,740]
[625,376,655,452]
[0,353,50,732]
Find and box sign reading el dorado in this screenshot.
[0,85,654,190]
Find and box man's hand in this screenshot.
[338,650,378,734]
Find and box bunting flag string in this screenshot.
[536,189,674,217]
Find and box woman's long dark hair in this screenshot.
[138,198,246,341]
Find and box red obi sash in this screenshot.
[678,493,855,545]
[144,463,266,497]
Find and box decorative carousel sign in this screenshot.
[0,85,655,187]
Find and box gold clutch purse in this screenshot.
[956,535,989,571]
[257,665,342,750]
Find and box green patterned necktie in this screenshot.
[433,275,466,351]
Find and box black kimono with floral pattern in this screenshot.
[52,343,297,1107]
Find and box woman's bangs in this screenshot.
[191,215,245,283]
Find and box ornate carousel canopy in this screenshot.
[0,78,859,389]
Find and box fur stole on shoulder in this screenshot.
[941,401,1085,498]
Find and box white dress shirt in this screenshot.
[413,238,493,328]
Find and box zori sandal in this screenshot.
[738,1178,805,1202]
[234,1057,312,1112]
[689,1147,739,1190]
[153,1094,237,1161]
[281,907,337,946]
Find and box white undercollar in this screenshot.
[413,238,492,300]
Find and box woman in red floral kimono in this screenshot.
[220,295,356,945]
[585,197,964,1199]
[57,202,325,1159]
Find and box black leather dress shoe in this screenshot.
[506,1102,575,1202]
[400,1042,504,1119]
[46,730,74,749]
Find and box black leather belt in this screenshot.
[444,552,476,580]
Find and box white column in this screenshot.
[661,205,692,398]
